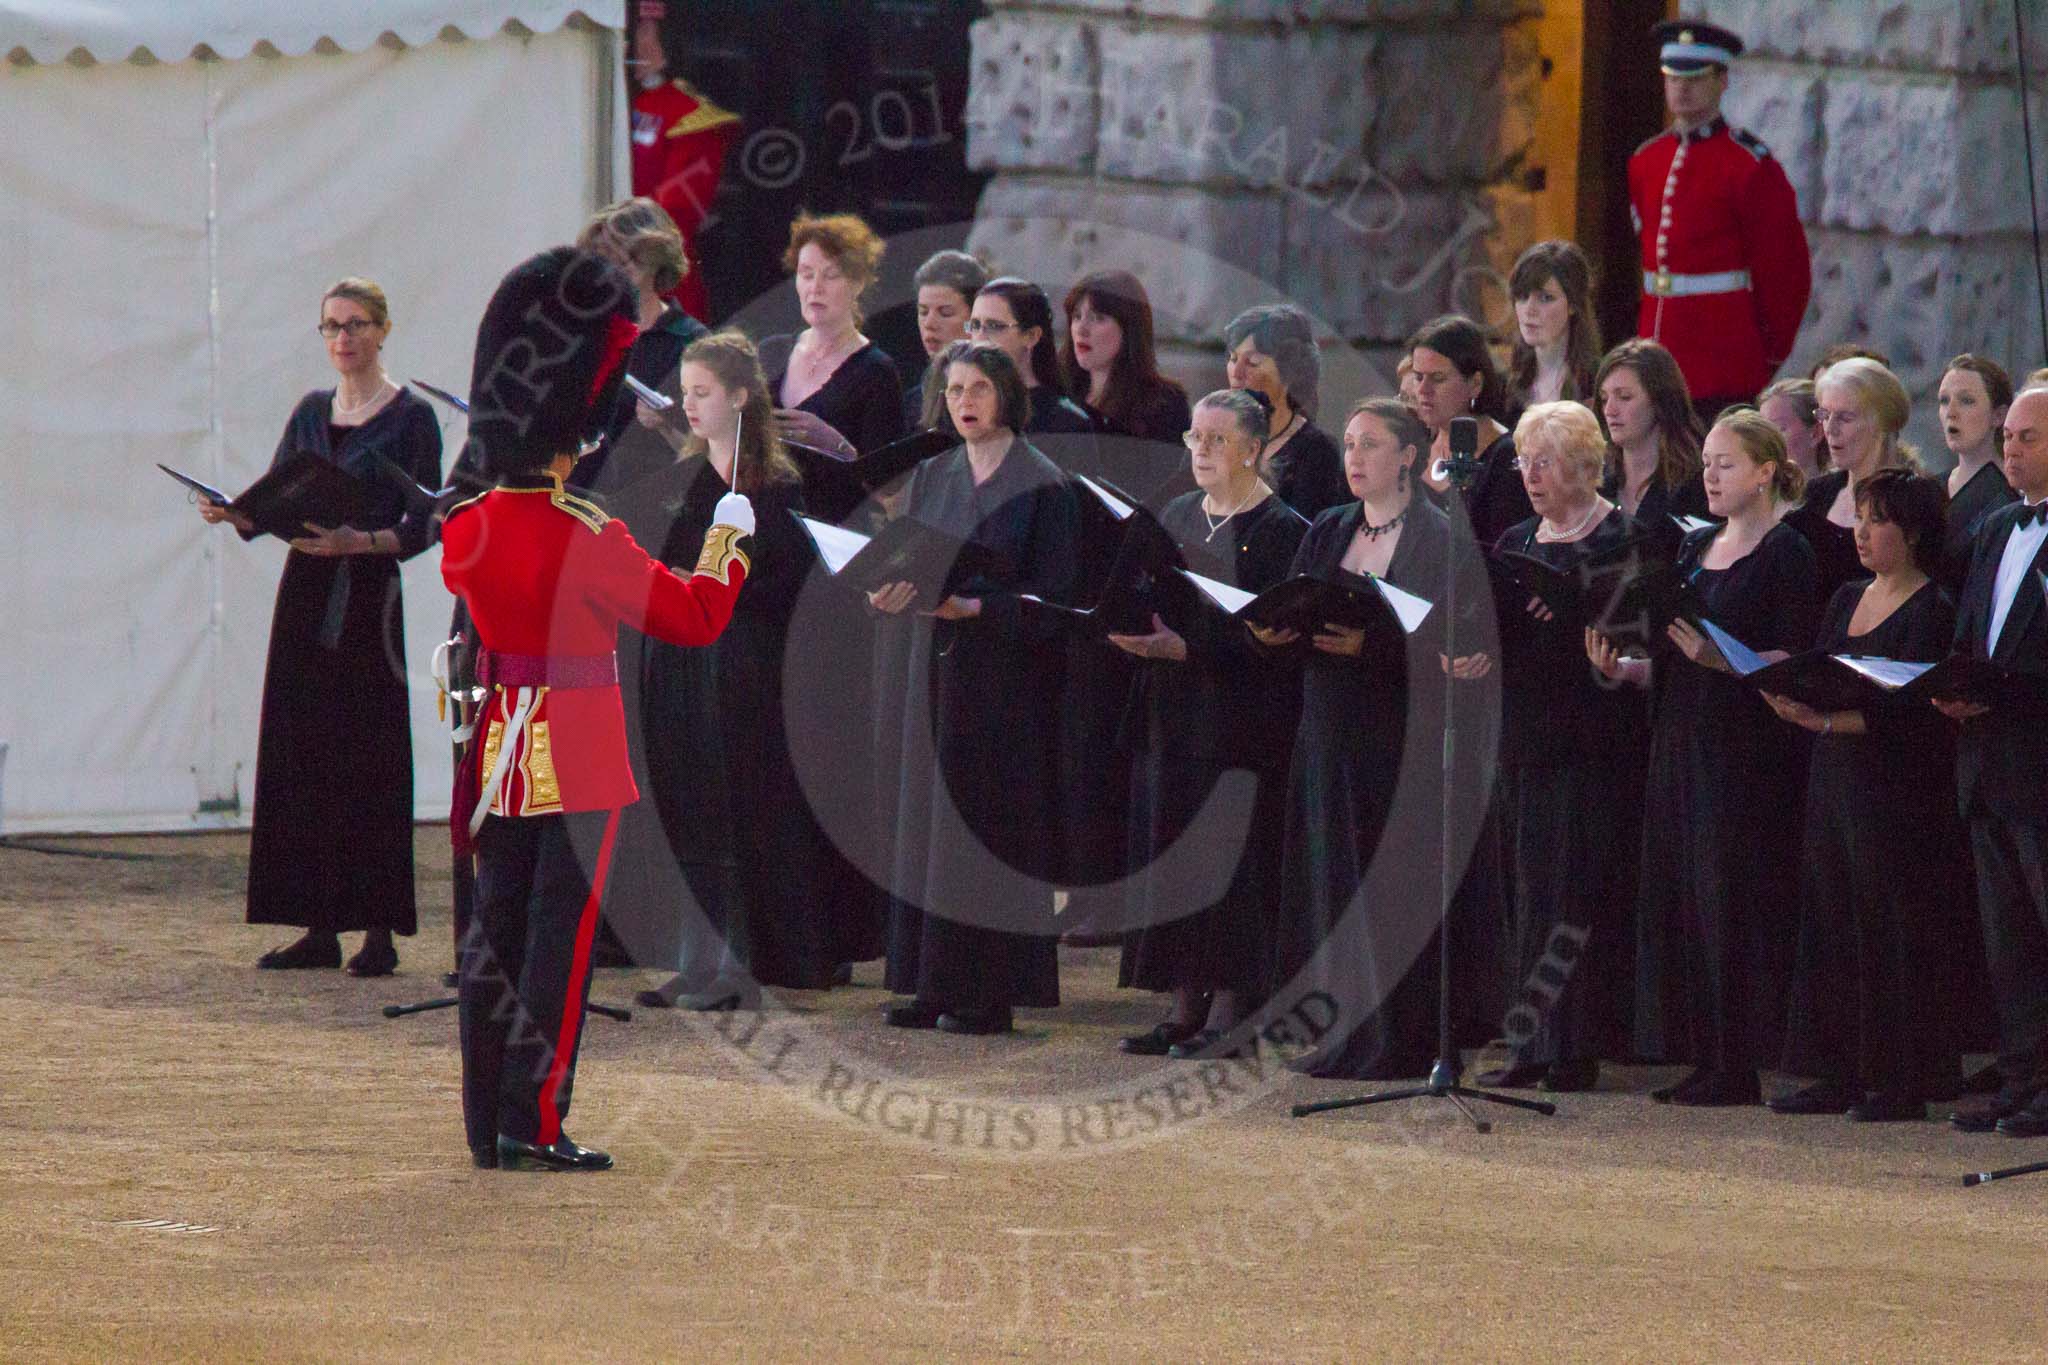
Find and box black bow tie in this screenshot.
[2018,502,2048,529]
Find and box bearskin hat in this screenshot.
[462,246,641,476]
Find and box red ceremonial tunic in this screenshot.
[630,78,741,320]
[440,474,748,827]
[1628,116,1812,402]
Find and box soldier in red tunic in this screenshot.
[628,0,740,322]
[1629,20,1812,418]
[442,247,755,1171]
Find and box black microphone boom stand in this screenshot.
[1293,416,1554,1132]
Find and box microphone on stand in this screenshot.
[1442,414,1485,491]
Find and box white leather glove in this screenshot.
[712,491,755,538]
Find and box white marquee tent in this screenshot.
[0,2,629,832]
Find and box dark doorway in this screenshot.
[1577,0,1677,351]
[655,0,989,376]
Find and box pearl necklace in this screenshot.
[1538,497,1606,543]
[333,375,392,421]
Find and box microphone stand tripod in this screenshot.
[1293,420,1555,1132]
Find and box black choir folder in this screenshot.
[1699,618,2048,711]
[1183,567,1433,642]
[1490,536,1703,643]
[159,453,381,541]
[795,512,994,603]
[1015,473,1183,635]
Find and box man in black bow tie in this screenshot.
[1940,387,2048,1138]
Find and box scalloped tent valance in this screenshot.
[1,1,622,66]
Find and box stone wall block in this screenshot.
[1299,0,1540,22]
[965,15,1100,173]
[1682,0,2048,76]
[1820,75,2039,236]
[1718,65,1825,220]
[1371,27,1539,185]
[1278,184,1484,343]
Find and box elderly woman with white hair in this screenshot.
[1224,303,1348,518]
[1482,401,1646,1093]
[1785,356,1921,603]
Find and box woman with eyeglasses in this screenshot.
[1588,409,1818,1106]
[1107,389,1309,1057]
[1405,314,1534,549]
[955,277,1094,438]
[196,278,442,977]
[1262,398,1501,1080]
[1783,357,1922,604]
[1224,304,1347,519]
[1483,403,1643,1093]
[871,342,1078,1036]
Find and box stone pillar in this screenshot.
[961,0,1544,400]
[1692,0,2048,457]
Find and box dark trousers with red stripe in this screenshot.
[460,808,621,1152]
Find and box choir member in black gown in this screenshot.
[1758,378,1828,483]
[872,343,1078,1035]
[759,212,906,493]
[1595,339,1709,561]
[1407,314,1534,549]
[1483,402,1644,1093]
[1760,471,1970,1119]
[1504,241,1601,416]
[1785,357,1922,605]
[963,278,1096,440]
[1061,269,1193,504]
[1262,399,1501,1079]
[605,333,830,1008]
[1224,304,1347,518]
[199,279,441,976]
[1108,389,1309,1057]
[901,250,988,431]
[1589,409,1819,1106]
[570,197,708,497]
[1935,355,2017,594]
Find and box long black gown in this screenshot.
[603,458,839,987]
[1492,510,1649,1067]
[1118,493,1308,996]
[1603,466,1710,564]
[246,389,441,935]
[1263,420,1347,521]
[1267,499,1503,1078]
[1939,461,2017,596]
[883,438,1079,1010]
[1783,470,1865,606]
[1778,579,1974,1099]
[1633,522,1820,1073]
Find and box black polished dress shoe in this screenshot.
[256,933,341,970]
[1994,1093,2048,1138]
[1846,1092,1926,1123]
[936,1006,1013,1036]
[1477,1061,1550,1088]
[1951,1089,2039,1133]
[345,942,398,978]
[1540,1059,1600,1093]
[1120,1021,1201,1056]
[495,1134,614,1172]
[883,999,942,1029]
[1669,1069,1761,1107]
[1768,1079,1859,1115]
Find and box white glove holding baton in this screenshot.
[712,491,755,538]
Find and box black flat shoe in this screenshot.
[1846,1093,1927,1123]
[936,1007,1013,1036]
[1168,1028,1253,1060]
[1768,1079,1858,1115]
[471,1145,499,1169]
[1120,1021,1201,1056]
[1651,1068,1708,1103]
[1670,1069,1761,1107]
[884,1000,942,1029]
[1952,1089,2038,1133]
[830,962,854,988]
[442,971,460,989]
[495,1133,613,1172]
[345,943,399,978]
[1477,1062,1550,1088]
[256,933,341,970]
[1540,1059,1600,1093]
[1994,1094,2048,1138]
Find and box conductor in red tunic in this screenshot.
[628,0,740,321]
[1628,20,1811,418]
[442,247,754,1172]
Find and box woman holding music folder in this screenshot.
[1106,389,1309,1057]
[1483,401,1644,1093]
[1587,409,1817,1105]
[869,341,1078,1035]
[1594,339,1709,561]
[1785,357,1922,605]
[1757,469,1972,1119]
[196,278,441,976]
[606,332,836,1009]
[1260,398,1498,1079]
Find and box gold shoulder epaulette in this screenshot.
[550,487,610,534]
[666,82,742,139]
[443,488,490,521]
